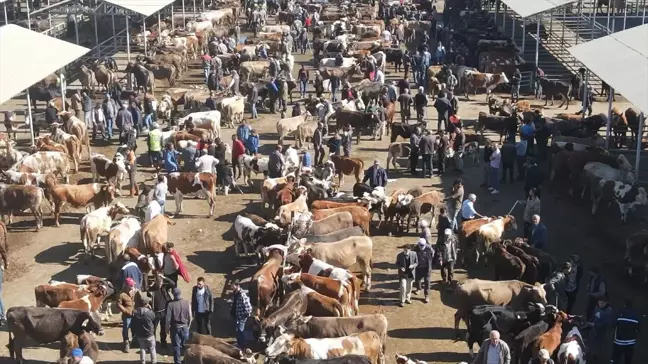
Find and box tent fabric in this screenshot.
[569,24,648,114]
[102,0,175,17]
[0,24,90,104]
[501,0,579,18]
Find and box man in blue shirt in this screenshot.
[164,143,180,172]
[362,160,388,188]
[520,119,535,156]
[460,193,483,221]
[515,139,528,180]
[530,214,547,250]
[237,120,251,145]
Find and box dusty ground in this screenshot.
[0,13,646,364]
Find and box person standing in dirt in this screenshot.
[0,255,6,327]
[313,122,325,166]
[166,287,191,364]
[229,279,252,349]
[163,243,180,285]
[132,295,157,364]
[191,277,214,335]
[118,277,138,353]
[150,273,175,350]
[439,229,458,286]
[412,238,434,303]
[396,244,418,307]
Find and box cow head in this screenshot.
[287,237,307,254]
[109,202,130,218]
[525,282,548,305]
[265,332,295,357]
[498,72,509,84]
[82,311,104,336]
[396,193,414,207]
[100,183,117,204]
[395,354,416,364]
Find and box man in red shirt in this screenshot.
[201,52,212,84]
[231,134,246,181]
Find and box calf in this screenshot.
[47,182,116,227]
[511,239,555,282]
[463,71,509,100]
[184,344,249,364]
[591,179,648,222]
[106,216,141,265]
[139,213,176,261]
[187,334,257,363]
[304,226,366,243]
[0,170,50,186]
[476,112,519,142]
[234,215,287,258]
[59,331,99,364]
[265,332,383,364]
[44,133,81,173]
[276,354,372,364]
[491,241,526,281]
[312,200,367,210]
[475,216,517,264]
[276,188,309,225]
[90,153,128,196]
[58,283,115,312]
[275,180,297,210]
[80,203,130,258]
[261,175,293,210]
[292,282,345,317]
[386,142,411,171]
[403,190,445,233]
[0,184,44,230]
[505,243,540,284]
[532,311,569,358]
[312,206,371,236]
[258,289,309,342]
[557,326,586,364]
[295,252,361,310]
[166,172,217,217]
[283,273,356,316]
[252,245,286,319]
[281,314,388,346]
[538,78,571,109]
[330,155,365,186]
[11,151,70,183]
[35,283,96,308]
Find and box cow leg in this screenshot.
[592,195,600,215]
[558,94,567,108]
[454,309,464,337]
[174,191,184,214]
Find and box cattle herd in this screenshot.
[0,0,647,363]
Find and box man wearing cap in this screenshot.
[530,214,547,250]
[119,254,143,289]
[396,244,418,306]
[418,219,432,245]
[166,287,191,364]
[362,159,388,189]
[103,94,117,139]
[413,238,434,303]
[147,123,163,171]
[118,277,139,353]
[230,279,252,348]
[45,100,59,125]
[70,347,94,364]
[444,179,464,231]
[71,90,83,118]
[268,144,285,179]
[439,228,458,286]
[472,330,511,364]
[132,295,157,363]
[529,349,554,364]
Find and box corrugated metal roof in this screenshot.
[102,0,175,17]
[569,24,648,114]
[0,24,90,105]
[501,0,579,18]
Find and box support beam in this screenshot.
[171,6,175,29]
[74,11,80,45]
[25,92,35,145]
[636,113,645,180]
[183,0,186,26]
[126,15,132,89]
[606,87,614,149]
[94,12,100,57]
[521,17,526,54]
[3,3,7,26]
[533,15,540,86]
[47,0,52,29]
[143,15,147,57]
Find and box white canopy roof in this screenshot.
[501,0,579,18]
[0,25,90,105]
[103,0,175,17]
[569,24,648,114]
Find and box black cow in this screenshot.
[512,240,556,282]
[335,110,377,144]
[276,354,372,364]
[476,112,519,142]
[390,122,421,143]
[353,182,373,198]
[538,77,572,109]
[384,48,403,69]
[257,289,308,342]
[300,177,331,207]
[304,226,366,243]
[8,307,104,364]
[465,304,547,356]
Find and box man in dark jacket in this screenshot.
[230,279,252,349]
[132,296,157,364]
[116,103,133,135]
[362,159,388,188]
[313,122,325,165]
[433,92,453,132]
[454,126,466,172]
[524,158,543,197]
[610,299,641,364]
[398,89,413,123]
[166,288,191,364]
[412,239,434,303]
[45,101,59,125]
[191,277,214,335]
[418,131,435,178]
[119,254,143,289]
[414,86,428,124]
[409,127,421,175]
[437,131,449,175]
[501,137,516,184]
[151,274,175,349]
[268,144,284,178]
[396,244,418,306]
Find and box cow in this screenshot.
[624,232,648,283]
[280,314,388,347]
[258,289,309,342]
[139,213,176,260]
[474,216,517,264]
[399,190,445,232]
[511,239,556,283]
[239,154,270,186]
[287,281,346,317]
[59,331,99,364]
[233,215,287,258]
[297,121,319,149]
[265,331,383,364]
[283,272,355,316]
[463,72,509,100]
[7,307,104,363]
[389,123,420,143]
[276,188,309,225]
[39,134,81,173]
[58,112,91,157]
[329,155,364,186]
[0,184,45,230]
[556,326,586,364]
[252,245,286,319]
[90,153,128,196]
[386,143,411,171]
[312,206,372,236]
[532,312,570,358]
[221,96,246,128]
[58,282,115,313]
[589,178,648,222]
[453,279,549,337]
[79,202,130,258]
[335,110,377,144]
[177,111,221,139]
[165,172,217,217]
[291,211,355,237]
[106,216,141,265]
[275,354,372,364]
[319,57,356,68]
[11,151,70,183]
[278,114,312,143]
[505,243,540,284]
[538,78,571,109]
[47,182,116,227]
[261,176,294,210]
[35,282,97,308]
[476,112,519,142]
[184,344,249,364]
[0,170,50,186]
[303,226,366,245]
[240,61,271,81]
[187,334,257,363]
[490,241,526,281]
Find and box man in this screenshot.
[610,299,640,364]
[166,288,191,364]
[585,267,607,321]
[230,279,252,349]
[439,228,458,286]
[201,51,212,83]
[402,51,411,80]
[461,193,483,222]
[414,87,428,124]
[151,274,175,349]
[418,131,435,178]
[515,138,528,180]
[313,122,325,166]
[524,158,543,197]
[70,347,94,364]
[396,244,418,307]
[129,102,142,134]
[92,103,106,140]
[565,254,583,314]
[585,296,613,363]
[529,349,554,364]
[387,81,398,102]
[180,142,198,172]
[237,120,251,145]
[142,97,154,131]
[154,175,168,214]
[147,123,163,170]
[362,159,388,189]
[207,70,219,92]
[471,330,511,364]
[247,84,258,119]
[501,137,516,184]
[510,68,521,102]
[45,100,59,125]
[454,126,466,172]
[163,242,180,285]
[268,144,285,178]
[341,126,352,157]
[434,41,446,65]
[433,92,453,132]
[0,255,5,326]
[520,119,535,156]
[546,262,572,310]
[119,254,143,289]
[444,179,464,231]
[437,131,448,176]
[163,143,180,173]
[191,277,214,335]
[229,70,240,96]
[314,70,324,98]
[118,277,138,353]
[71,90,83,118]
[132,295,157,364]
[298,65,309,98]
[412,51,422,84]
[419,220,432,245]
[409,127,421,175]
[375,69,385,85]
[278,78,288,112]
[246,129,259,155]
[413,239,434,303]
[330,74,340,102]
[398,89,413,124]
[530,214,547,250]
[489,143,501,195]
[116,103,134,145]
[195,149,219,174]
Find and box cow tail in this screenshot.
[7,328,14,358]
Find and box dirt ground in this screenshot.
[1,14,646,364]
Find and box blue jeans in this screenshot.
[122,316,132,341]
[299,80,307,96]
[144,113,153,130]
[171,326,189,364]
[0,269,5,320]
[235,320,246,348]
[158,200,165,213]
[250,102,258,118]
[203,67,210,83]
[105,116,113,138]
[490,167,501,190]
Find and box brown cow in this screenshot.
[311,200,367,210]
[166,172,216,216]
[463,72,509,100]
[90,154,128,196]
[40,134,81,173]
[311,212,355,235]
[490,241,526,281]
[505,243,540,284]
[0,222,7,269]
[403,190,445,232]
[261,176,293,210]
[59,331,99,364]
[330,155,365,186]
[58,283,114,312]
[283,272,356,316]
[252,246,285,319]
[46,182,116,227]
[532,311,569,358]
[292,282,345,317]
[139,214,176,260]
[275,179,296,211]
[312,206,372,236]
[0,184,45,230]
[35,283,96,308]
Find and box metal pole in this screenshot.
[533,16,540,88]
[612,10,617,33]
[643,0,647,24]
[581,71,589,113]
[158,11,162,42]
[3,3,7,25]
[47,0,52,29]
[521,18,526,54]
[143,15,147,57]
[74,10,79,45]
[27,3,32,30]
[112,13,116,50]
[623,4,628,30]
[606,87,614,149]
[126,15,132,89]
[25,92,35,145]
[193,0,197,17]
[171,5,175,29]
[503,8,506,32]
[607,2,611,30]
[60,73,66,109]
[94,13,100,57]
[590,0,595,40]
[202,0,205,11]
[182,0,186,26]
[512,16,515,42]
[635,113,645,180]
[561,7,566,46]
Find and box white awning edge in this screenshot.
[569,24,648,114]
[501,0,579,19]
[0,25,90,105]
[102,0,175,17]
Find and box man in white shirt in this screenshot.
[489,144,502,194]
[471,330,511,364]
[375,69,385,85]
[145,200,162,222]
[461,194,483,221]
[195,149,219,173]
[154,175,168,214]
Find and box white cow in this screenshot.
[221,96,245,128]
[178,110,222,139]
[319,57,356,68]
[80,203,130,259]
[106,216,142,265]
[239,154,270,186]
[581,160,636,199]
[277,114,310,142]
[284,146,299,174]
[557,327,586,364]
[11,151,70,183]
[0,170,49,186]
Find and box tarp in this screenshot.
[569,24,648,114]
[501,0,579,18]
[102,0,175,17]
[0,24,90,105]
